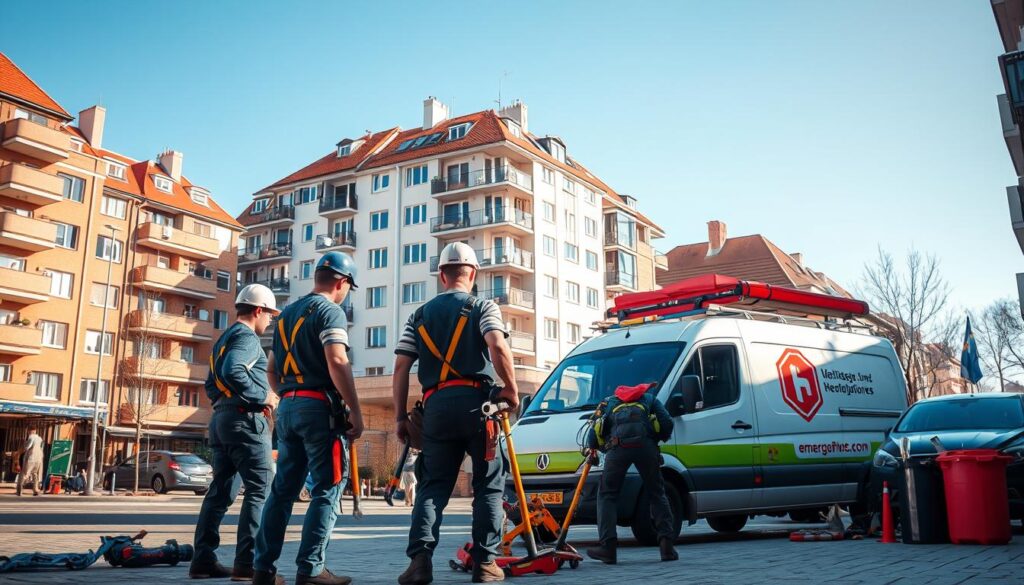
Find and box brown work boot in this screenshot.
[190,561,233,579]
[252,569,285,585]
[586,544,617,565]
[296,568,352,585]
[231,564,257,581]
[471,561,505,583]
[397,552,433,585]
[659,537,678,561]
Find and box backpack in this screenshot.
[593,384,661,450]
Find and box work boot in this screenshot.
[586,544,617,565]
[190,561,233,579]
[232,564,256,581]
[398,552,433,585]
[295,568,352,585]
[471,561,505,583]
[252,569,285,585]
[659,537,678,562]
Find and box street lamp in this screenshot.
[84,224,119,496]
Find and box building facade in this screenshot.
[0,53,241,478]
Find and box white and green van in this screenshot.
[510,307,908,544]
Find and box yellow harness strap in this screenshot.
[440,315,469,382]
[279,316,307,384]
[416,324,463,380]
[210,345,232,398]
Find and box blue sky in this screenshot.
[4,0,1019,312]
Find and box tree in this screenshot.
[974,299,1024,392]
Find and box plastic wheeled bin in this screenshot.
[936,449,1013,545]
[898,457,948,544]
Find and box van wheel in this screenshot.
[707,515,747,533]
[630,481,684,546]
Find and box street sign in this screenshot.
[776,349,823,422]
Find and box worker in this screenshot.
[393,242,520,585]
[586,383,678,564]
[191,283,280,580]
[253,251,363,585]
[16,427,44,497]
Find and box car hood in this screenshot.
[887,429,1024,456]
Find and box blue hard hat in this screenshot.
[316,251,358,288]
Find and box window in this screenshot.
[542,167,554,185]
[405,165,429,186]
[369,248,388,269]
[213,310,228,330]
[372,173,390,192]
[586,250,598,271]
[154,175,173,192]
[396,138,415,152]
[216,271,231,291]
[100,195,127,219]
[106,161,127,180]
[89,283,119,309]
[59,173,84,202]
[365,366,385,377]
[550,141,566,162]
[565,281,580,304]
[544,275,558,298]
[49,270,73,298]
[0,363,9,382]
[95,235,123,263]
[403,242,427,265]
[542,236,556,257]
[563,178,576,193]
[178,387,200,407]
[150,211,173,226]
[14,108,48,125]
[54,223,79,249]
[585,217,598,238]
[0,255,24,270]
[564,212,577,242]
[180,346,195,363]
[40,321,68,349]
[448,122,471,140]
[77,379,109,404]
[567,323,581,345]
[190,189,209,206]
[543,201,555,222]
[367,286,387,309]
[404,204,427,225]
[564,242,579,262]
[585,188,597,205]
[337,144,351,157]
[678,345,740,410]
[402,282,426,304]
[544,318,558,340]
[252,199,268,213]
[293,185,318,205]
[193,221,213,238]
[366,326,387,348]
[302,223,315,242]
[33,372,61,400]
[301,261,314,279]
[127,387,157,406]
[371,211,389,231]
[84,330,113,355]
[198,308,210,321]
[587,287,599,308]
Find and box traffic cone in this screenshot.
[880,481,896,543]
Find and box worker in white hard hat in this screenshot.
[192,283,282,581]
[395,241,520,584]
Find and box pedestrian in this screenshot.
[394,242,520,585]
[400,450,418,508]
[253,251,363,585]
[190,283,281,580]
[16,427,44,497]
[65,468,87,494]
[586,383,678,564]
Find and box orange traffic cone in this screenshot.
[881,481,896,543]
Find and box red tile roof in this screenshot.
[261,128,399,191]
[0,52,71,120]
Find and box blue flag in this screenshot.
[960,317,983,384]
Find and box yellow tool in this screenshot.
[350,441,363,520]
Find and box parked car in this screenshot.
[869,393,1024,519]
[103,451,213,495]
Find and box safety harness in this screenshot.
[209,327,245,402]
[416,296,478,401]
[278,301,318,386]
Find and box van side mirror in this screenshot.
[667,375,703,417]
[519,395,533,417]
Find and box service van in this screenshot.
[508,276,908,544]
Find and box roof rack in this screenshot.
[597,303,874,334]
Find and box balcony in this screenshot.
[315,232,356,252]
[118,403,211,428]
[655,251,668,271]
[0,266,50,304]
[0,324,43,356]
[430,208,533,236]
[238,242,293,266]
[131,265,218,299]
[246,205,295,227]
[258,277,290,296]
[430,166,533,198]
[127,310,214,342]
[429,247,534,274]
[0,381,38,402]
[604,230,636,250]
[509,330,536,354]
[477,287,535,313]
[605,270,637,291]
[121,355,207,384]
[1,118,69,163]
[137,222,221,260]
[1010,185,1024,254]
[0,212,58,252]
[0,163,64,206]
[319,194,358,218]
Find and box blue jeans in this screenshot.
[193,408,272,568]
[254,396,344,577]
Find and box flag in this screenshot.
[960,317,983,384]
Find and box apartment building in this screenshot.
[0,53,240,477]
[238,98,665,462]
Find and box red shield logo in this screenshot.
[776,349,822,422]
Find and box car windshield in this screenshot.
[523,342,686,416]
[173,454,208,465]
[896,398,1024,432]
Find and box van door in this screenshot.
[669,343,757,514]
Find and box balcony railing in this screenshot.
[604,230,636,248]
[429,247,534,272]
[137,222,220,259]
[260,277,290,293]
[0,381,37,402]
[605,270,637,289]
[127,310,214,340]
[0,266,50,304]
[122,355,207,383]
[509,330,536,352]
[248,205,295,225]
[0,163,64,206]
[430,207,533,234]
[239,242,293,263]
[430,166,533,195]
[477,287,535,310]
[1,118,69,163]
[319,193,358,214]
[0,323,43,356]
[131,265,218,299]
[0,211,58,252]
[315,232,357,250]
[118,403,211,427]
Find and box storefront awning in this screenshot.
[104,425,204,439]
[0,400,103,420]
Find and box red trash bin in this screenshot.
[936,449,1013,545]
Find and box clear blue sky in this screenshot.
[4,0,1019,312]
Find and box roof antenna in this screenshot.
[495,71,509,109]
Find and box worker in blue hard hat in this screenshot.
[253,250,362,585]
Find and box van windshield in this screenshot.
[524,342,686,416]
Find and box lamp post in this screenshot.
[84,224,119,496]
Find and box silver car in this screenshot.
[103,451,212,495]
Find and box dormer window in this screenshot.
[337,144,351,157]
[448,123,471,141]
[396,138,415,152]
[190,188,209,206]
[106,160,127,181]
[550,141,566,163]
[154,175,173,193]
[252,198,268,214]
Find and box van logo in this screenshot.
[776,348,823,422]
[536,453,551,471]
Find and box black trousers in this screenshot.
[597,442,675,546]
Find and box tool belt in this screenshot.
[283,389,350,485]
[422,378,484,403]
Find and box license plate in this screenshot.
[192,476,210,483]
[530,492,562,505]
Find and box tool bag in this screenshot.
[406,401,425,450]
[103,533,193,568]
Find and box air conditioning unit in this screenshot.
[161,226,173,240]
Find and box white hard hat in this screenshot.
[437,242,479,269]
[235,284,280,314]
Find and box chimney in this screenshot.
[707,220,727,257]
[78,106,105,150]
[423,96,449,130]
[158,149,183,182]
[498,100,528,133]
[791,252,804,266]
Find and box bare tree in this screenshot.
[989,299,1024,372]
[974,299,1024,392]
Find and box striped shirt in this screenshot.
[394,291,506,359]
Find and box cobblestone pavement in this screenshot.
[0,495,1022,584]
